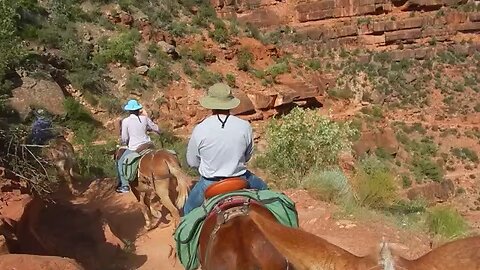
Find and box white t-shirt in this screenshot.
[186,114,253,178]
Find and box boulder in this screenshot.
[352,127,399,158]
[9,76,65,120]
[232,90,256,115]
[406,179,455,205]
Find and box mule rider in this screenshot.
[31,109,56,145]
[116,99,161,193]
[183,83,268,214]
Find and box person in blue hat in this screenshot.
[116,99,161,193]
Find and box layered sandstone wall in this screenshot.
[212,0,480,50]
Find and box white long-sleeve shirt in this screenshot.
[186,114,254,178]
[121,114,160,151]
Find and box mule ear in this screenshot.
[248,204,364,270]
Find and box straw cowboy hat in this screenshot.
[124,99,143,111]
[200,83,240,110]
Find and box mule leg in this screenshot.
[153,178,180,228]
[138,192,153,230]
[147,193,162,219]
[143,191,160,219]
[56,159,78,195]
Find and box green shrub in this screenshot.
[303,168,355,205]
[99,95,122,115]
[147,65,173,86]
[225,73,236,87]
[189,42,216,64]
[257,107,353,177]
[412,155,444,182]
[328,87,354,100]
[125,73,147,91]
[354,156,397,209]
[77,140,116,179]
[194,68,223,89]
[237,48,254,71]
[305,59,322,70]
[411,155,444,182]
[427,206,468,239]
[93,29,141,66]
[82,91,98,106]
[209,19,229,44]
[401,174,412,188]
[451,147,479,163]
[0,0,22,79]
[169,21,190,37]
[67,68,106,94]
[62,98,98,143]
[182,60,194,76]
[387,199,427,215]
[265,61,290,81]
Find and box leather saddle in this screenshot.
[115,142,155,161]
[204,177,248,200]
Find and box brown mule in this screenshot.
[248,203,480,270]
[114,145,190,230]
[196,178,292,270]
[42,136,82,195]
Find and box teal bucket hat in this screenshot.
[124,99,143,111]
[200,83,240,110]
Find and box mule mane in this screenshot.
[378,239,397,270]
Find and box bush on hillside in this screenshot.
[236,48,254,71]
[427,206,469,239]
[62,98,99,143]
[411,155,444,182]
[354,155,397,209]
[77,140,116,179]
[451,147,479,163]
[257,107,354,178]
[93,29,141,66]
[303,168,355,205]
[0,0,22,79]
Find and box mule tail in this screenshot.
[165,161,191,209]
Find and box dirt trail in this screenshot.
[69,179,182,270]
[63,180,438,270]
